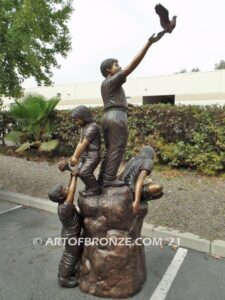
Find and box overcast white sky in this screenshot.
[23,0,225,88]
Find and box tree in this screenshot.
[5,94,60,152]
[191,68,200,72]
[175,68,187,74]
[0,0,73,99]
[215,60,225,70]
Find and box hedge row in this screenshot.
[128,104,225,175]
[2,104,225,175]
[53,104,225,175]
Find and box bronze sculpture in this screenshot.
[53,3,175,297]
[98,28,170,188]
[155,3,177,33]
[78,185,148,298]
[118,146,163,214]
[59,105,102,197]
[48,172,82,288]
[58,158,73,172]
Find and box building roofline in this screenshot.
[24,69,225,90]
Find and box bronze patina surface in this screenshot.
[78,186,148,298]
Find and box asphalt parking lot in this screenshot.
[0,200,225,300]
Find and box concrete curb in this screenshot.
[0,190,57,213]
[0,189,225,257]
[142,224,210,254]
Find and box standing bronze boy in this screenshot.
[99,29,171,187]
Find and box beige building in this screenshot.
[3,70,225,110]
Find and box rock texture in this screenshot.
[78,186,148,298]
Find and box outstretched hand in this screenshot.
[58,159,68,172]
[149,29,167,44]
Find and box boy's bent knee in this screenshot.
[149,183,163,195]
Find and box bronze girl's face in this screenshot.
[74,118,85,127]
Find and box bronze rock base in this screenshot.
[78,186,148,299]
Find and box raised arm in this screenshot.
[65,173,77,204]
[123,29,167,77]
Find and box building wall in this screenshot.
[3,70,225,109]
[127,70,225,105]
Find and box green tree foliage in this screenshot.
[215,60,225,70]
[191,68,200,72]
[178,68,187,73]
[175,68,187,74]
[0,0,73,98]
[5,94,60,152]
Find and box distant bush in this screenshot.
[3,104,225,175]
[53,110,79,156]
[5,94,59,152]
[126,104,225,175]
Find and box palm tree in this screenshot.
[5,94,60,152]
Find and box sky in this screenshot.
[23,0,225,88]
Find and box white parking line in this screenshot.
[0,205,23,215]
[150,247,188,300]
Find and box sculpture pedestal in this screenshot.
[78,186,148,299]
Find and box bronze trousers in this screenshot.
[99,110,128,181]
[78,151,101,191]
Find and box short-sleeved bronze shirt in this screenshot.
[80,122,101,156]
[58,202,81,238]
[122,157,153,189]
[101,70,128,111]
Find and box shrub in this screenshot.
[5,94,59,152]
[2,103,225,175]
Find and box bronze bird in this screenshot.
[155,3,177,33]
